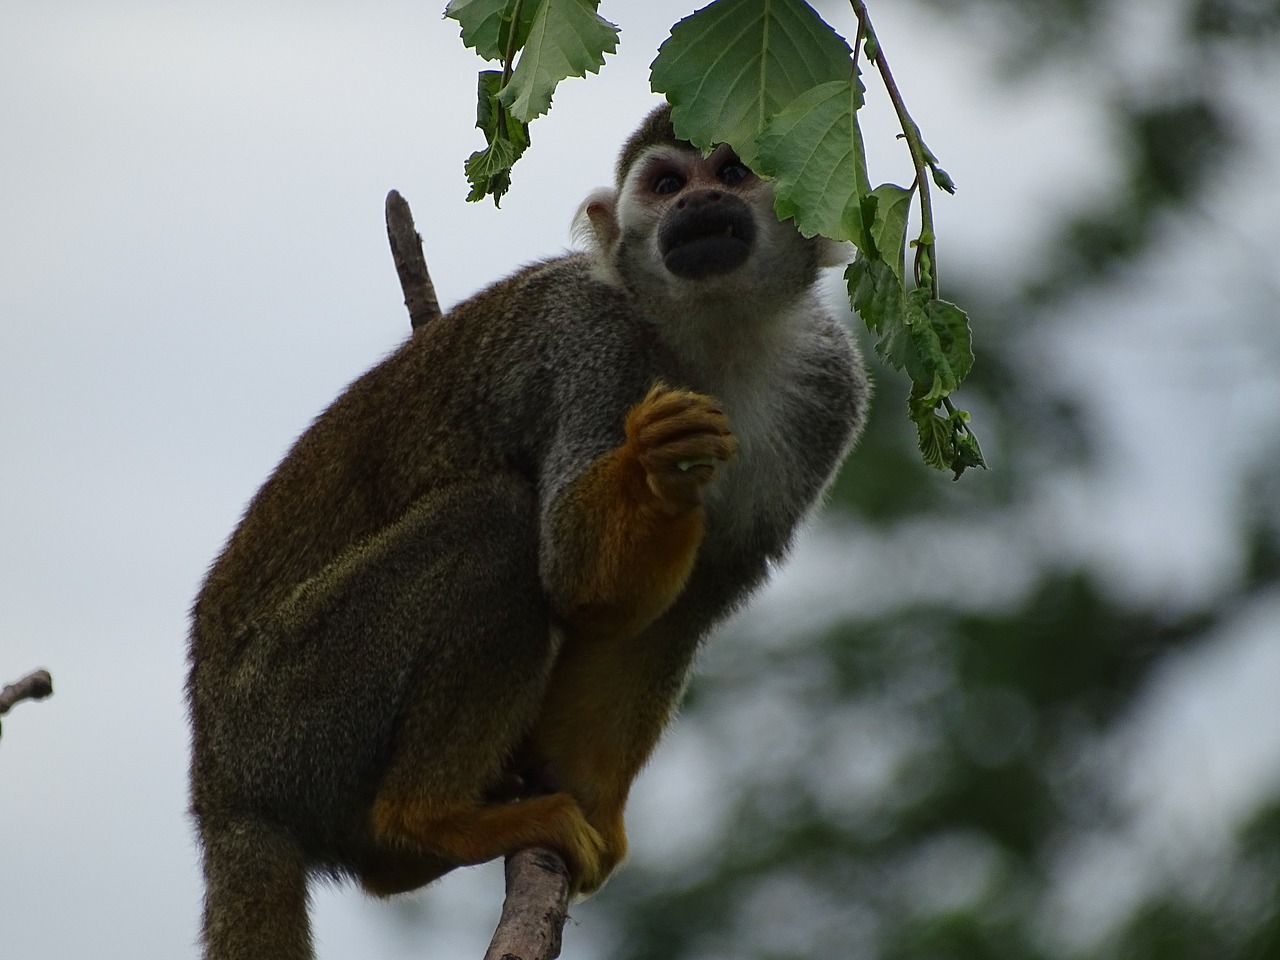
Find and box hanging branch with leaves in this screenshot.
[443,0,985,477]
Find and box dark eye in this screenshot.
[719,161,750,186]
[653,172,684,195]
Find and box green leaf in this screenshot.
[868,182,914,281]
[891,289,974,399]
[464,138,517,205]
[846,253,904,341]
[465,70,531,205]
[848,253,982,474]
[847,256,974,394]
[650,0,852,166]
[926,297,975,386]
[754,78,873,249]
[949,418,987,477]
[475,70,531,152]
[444,0,534,63]
[497,0,619,123]
[914,410,953,471]
[912,400,986,478]
[880,288,931,384]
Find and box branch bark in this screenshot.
[382,190,572,959]
[0,668,54,739]
[483,847,572,960]
[384,190,442,330]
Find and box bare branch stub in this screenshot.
[384,190,443,331]
[0,668,53,715]
[483,847,571,960]
[0,668,54,738]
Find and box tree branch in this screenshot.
[381,191,572,959]
[483,847,572,960]
[0,668,54,739]
[384,190,442,330]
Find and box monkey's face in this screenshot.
[582,142,847,310]
[623,143,787,285]
[646,145,759,280]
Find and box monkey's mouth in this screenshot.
[660,205,756,280]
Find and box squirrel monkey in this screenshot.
[188,104,868,960]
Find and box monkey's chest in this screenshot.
[702,380,807,556]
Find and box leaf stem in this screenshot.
[848,0,938,299]
[501,0,524,85]
[497,0,527,139]
[851,11,864,74]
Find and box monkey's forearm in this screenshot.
[547,445,705,642]
[540,384,732,640]
[544,384,735,641]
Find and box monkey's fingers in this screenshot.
[628,388,734,453]
[628,383,729,434]
[623,382,737,512]
[633,405,733,448]
[643,431,738,472]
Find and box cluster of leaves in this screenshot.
[444,0,984,477]
[444,0,619,203]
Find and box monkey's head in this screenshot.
[576,104,851,316]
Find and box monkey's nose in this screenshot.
[676,189,724,210]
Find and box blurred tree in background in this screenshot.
[569,1,1280,958]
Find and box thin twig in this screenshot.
[849,1,982,469]
[384,190,442,330]
[0,669,53,715]
[482,848,572,960]
[849,0,939,298]
[0,668,53,738]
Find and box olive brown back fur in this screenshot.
[187,104,868,960]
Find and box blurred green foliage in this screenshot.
[572,2,1280,958]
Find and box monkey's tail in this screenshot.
[198,818,312,960]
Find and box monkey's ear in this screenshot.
[817,238,856,268]
[572,188,621,255]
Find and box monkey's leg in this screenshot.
[198,818,311,960]
[367,788,608,894]
[346,475,608,895]
[521,622,692,893]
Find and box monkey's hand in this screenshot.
[627,382,738,516]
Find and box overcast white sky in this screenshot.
[2,2,1278,958]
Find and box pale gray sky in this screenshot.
[2,2,1278,958]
